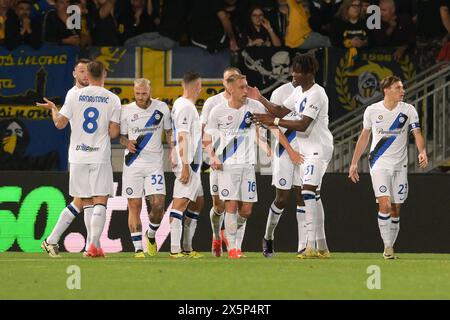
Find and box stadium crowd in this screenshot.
[0,0,449,63]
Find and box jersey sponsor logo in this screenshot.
[78,95,110,104]
[75,143,99,152]
[218,112,254,163]
[308,105,319,111]
[369,112,409,168]
[379,185,387,193]
[125,110,164,166]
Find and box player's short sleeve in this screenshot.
[252,100,267,114]
[109,95,121,124]
[301,91,322,120]
[270,88,284,105]
[363,107,372,129]
[408,105,420,131]
[162,103,172,131]
[205,108,219,136]
[174,105,192,133]
[283,87,299,111]
[200,97,214,125]
[59,92,74,120]
[120,107,128,136]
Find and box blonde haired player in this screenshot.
[120,78,172,258]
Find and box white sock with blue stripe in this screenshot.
[131,232,143,252]
[170,210,183,253]
[83,205,94,251]
[236,214,247,251]
[378,212,392,248]
[264,202,283,240]
[302,190,317,250]
[390,217,400,247]
[182,210,199,252]
[147,222,160,242]
[296,206,307,252]
[91,204,107,248]
[47,202,80,245]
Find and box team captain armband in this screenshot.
[409,122,420,131]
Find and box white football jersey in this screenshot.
[206,98,266,166]
[120,100,171,167]
[60,85,121,164]
[283,83,334,160]
[171,97,202,172]
[200,92,227,125]
[363,101,420,171]
[270,82,299,157]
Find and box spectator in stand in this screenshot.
[43,0,81,46]
[309,0,343,37]
[117,0,160,45]
[5,0,42,50]
[285,0,331,50]
[360,0,370,17]
[0,0,11,46]
[86,0,120,46]
[238,6,282,48]
[331,0,368,66]
[123,0,188,50]
[30,0,54,20]
[224,0,243,38]
[414,0,449,69]
[267,0,289,44]
[368,0,415,61]
[189,0,239,53]
[437,0,450,63]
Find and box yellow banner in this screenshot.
[0,105,52,120]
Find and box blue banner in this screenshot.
[0,45,78,106]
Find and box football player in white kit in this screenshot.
[200,67,241,257]
[169,72,205,258]
[262,78,307,258]
[204,74,269,259]
[251,54,334,259]
[120,78,172,258]
[349,76,428,259]
[39,59,95,258]
[38,61,121,258]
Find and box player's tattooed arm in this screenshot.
[120,135,137,153]
[109,122,120,139]
[412,129,428,168]
[247,87,291,118]
[348,128,371,183]
[36,98,69,129]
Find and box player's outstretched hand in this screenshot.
[252,113,275,126]
[348,164,359,183]
[418,151,428,168]
[127,140,137,153]
[36,98,56,110]
[288,150,304,165]
[210,156,223,171]
[247,86,261,101]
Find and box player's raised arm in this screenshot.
[411,129,428,168]
[36,98,69,129]
[348,128,371,183]
[247,86,291,118]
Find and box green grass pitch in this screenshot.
[1,252,450,300]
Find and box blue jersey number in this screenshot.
[248,181,256,192]
[305,165,315,176]
[83,107,99,134]
[398,183,408,201]
[151,175,164,185]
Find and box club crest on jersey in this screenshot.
[379,185,387,193]
[279,178,287,186]
[221,189,230,197]
[399,116,405,123]
[378,115,383,120]
[131,114,139,122]
[126,187,133,195]
[212,185,219,193]
[155,114,161,121]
